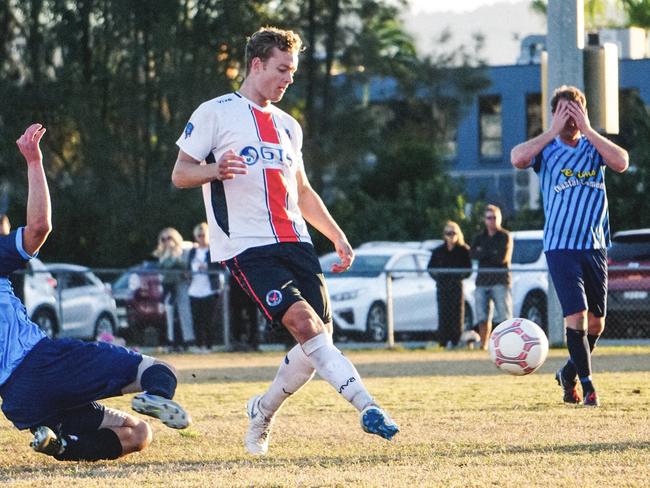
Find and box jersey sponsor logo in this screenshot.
[217,97,233,104]
[560,168,596,179]
[184,122,194,139]
[238,145,294,167]
[265,289,283,306]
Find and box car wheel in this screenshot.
[94,313,115,338]
[32,308,57,338]
[365,302,387,342]
[521,293,547,333]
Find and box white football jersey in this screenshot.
[176,92,312,261]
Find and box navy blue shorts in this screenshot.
[226,242,331,328]
[545,249,608,318]
[0,337,142,430]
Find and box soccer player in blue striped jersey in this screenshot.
[511,85,628,406]
[1,124,191,462]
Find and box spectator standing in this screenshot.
[428,221,472,349]
[188,222,224,352]
[154,228,195,351]
[470,204,513,350]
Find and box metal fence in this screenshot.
[8,264,650,349]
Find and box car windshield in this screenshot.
[113,273,130,290]
[320,254,391,277]
[610,234,650,262]
[512,239,543,264]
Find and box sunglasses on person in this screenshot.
[160,235,173,242]
[444,230,457,236]
[485,215,496,220]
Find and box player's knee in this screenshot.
[588,316,605,335]
[284,303,324,339]
[153,359,178,377]
[131,420,153,452]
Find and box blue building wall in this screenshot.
[451,58,650,215]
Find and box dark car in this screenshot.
[112,262,166,345]
[606,229,650,338]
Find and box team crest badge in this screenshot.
[184,122,194,139]
[266,289,283,307]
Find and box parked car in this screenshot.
[41,263,119,339]
[11,257,60,335]
[111,262,166,344]
[510,230,549,333]
[606,228,650,338]
[320,242,475,342]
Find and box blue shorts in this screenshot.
[545,249,608,318]
[0,337,142,430]
[226,242,331,328]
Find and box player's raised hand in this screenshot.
[216,149,248,181]
[566,101,591,133]
[331,237,354,273]
[16,124,46,165]
[549,100,570,136]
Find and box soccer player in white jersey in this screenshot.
[172,26,399,454]
[511,85,629,407]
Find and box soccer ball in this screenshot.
[488,318,549,376]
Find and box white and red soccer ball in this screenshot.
[488,318,549,376]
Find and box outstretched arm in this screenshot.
[17,124,51,256]
[296,169,353,273]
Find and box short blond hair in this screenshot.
[550,85,586,114]
[245,27,303,75]
[484,204,503,228]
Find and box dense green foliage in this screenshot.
[0,0,489,266]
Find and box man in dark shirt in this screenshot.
[470,205,513,349]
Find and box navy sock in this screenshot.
[55,428,122,461]
[565,328,592,386]
[562,333,600,382]
[140,364,177,399]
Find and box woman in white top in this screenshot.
[188,223,224,351]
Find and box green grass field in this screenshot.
[0,346,648,487]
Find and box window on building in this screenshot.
[479,95,502,158]
[526,93,543,139]
[433,97,459,158]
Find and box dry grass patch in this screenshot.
[0,346,648,487]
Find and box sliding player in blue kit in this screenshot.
[511,86,629,406]
[0,124,191,461]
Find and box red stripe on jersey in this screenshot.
[264,168,300,242]
[251,107,280,144]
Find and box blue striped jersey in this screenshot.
[533,136,609,251]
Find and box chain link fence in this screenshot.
[8,264,650,349]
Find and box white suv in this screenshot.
[510,230,549,332]
[320,242,475,342]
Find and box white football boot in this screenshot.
[245,395,275,455]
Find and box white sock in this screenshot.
[301,333,374,412]
[259,344,315,417]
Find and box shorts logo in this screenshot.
[184,122,194,139]
[240,146,259,165]
[266,289,283,306]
